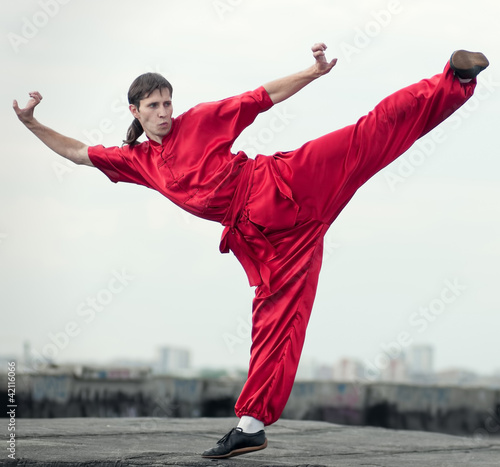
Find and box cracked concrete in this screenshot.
[2,418,500,466]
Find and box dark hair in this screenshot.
[123,73,173,146]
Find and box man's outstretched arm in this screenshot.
[13,92,94,167]
[263,43,338,105]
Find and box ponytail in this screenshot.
[123,118,144,147]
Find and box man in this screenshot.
[14,44,488,459]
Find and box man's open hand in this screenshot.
[311,43,338,77]
[13,91,43,125]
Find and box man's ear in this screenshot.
[129,104,140,119]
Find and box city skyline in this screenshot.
[4,339,500,388]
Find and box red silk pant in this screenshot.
[234,62,476,426]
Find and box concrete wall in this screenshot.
[282,381,366,426]
[3,372,499,437]
[362,382,500,436]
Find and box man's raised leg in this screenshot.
[275,51,487,226]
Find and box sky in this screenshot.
[1,0,499,378]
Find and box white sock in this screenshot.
[237,415,264,433]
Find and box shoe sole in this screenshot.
[451,50,489,78]
[202,439,268,459]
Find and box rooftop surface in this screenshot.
[3,417,500,466]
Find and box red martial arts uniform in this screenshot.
[88,62,476,426]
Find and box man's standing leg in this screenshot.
[202,220,328,458]
[234,220,329,426]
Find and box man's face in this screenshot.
[130,88,173,144]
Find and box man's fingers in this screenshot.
[311,42,327,53]
[12,100,22,116]
[13,91,43,120]
[29,91,42,99]
[28,92,43,105]
[313,50,327,63]
[312,43,335,68]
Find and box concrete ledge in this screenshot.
[2,418,500,466]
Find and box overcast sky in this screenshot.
[1,0,499,378]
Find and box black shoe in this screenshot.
[450,50,489,79]
[201,427,267,459]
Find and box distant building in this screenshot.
[333,357,364,382]
[156,346,191,375]
[405,344,435,384]
[296,356,321,380]
[0,354,18,368]
[79,365,152,380]
[380,356,407,383]
[316,364,335,381]
[23,341,32,370]
[435,368,479,386]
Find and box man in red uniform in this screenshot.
[14,44,488,459]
